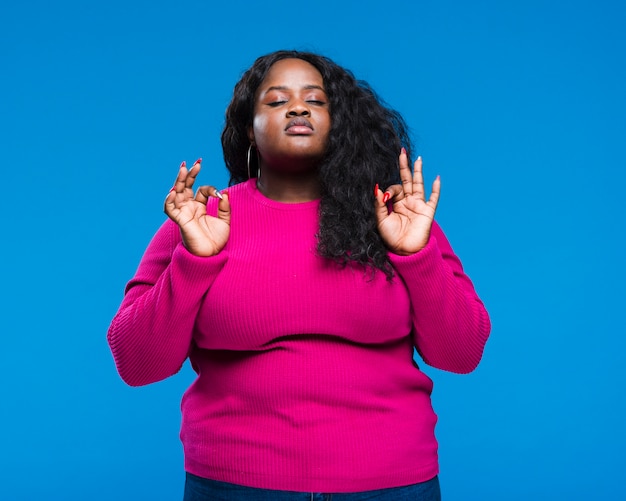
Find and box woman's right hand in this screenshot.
[164,159,231,257]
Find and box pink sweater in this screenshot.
[107,179,490,493]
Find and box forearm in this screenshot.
[390,223,491,374]
[107,221,227,386]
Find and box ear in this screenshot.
[247,125,255,145]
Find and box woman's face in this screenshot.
[249,58,331,172]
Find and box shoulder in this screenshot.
[224,179,254,199]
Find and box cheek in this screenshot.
[252,115,266,135]
[321,112,331,135]
[320,117,331,143]
[252,115,274,147]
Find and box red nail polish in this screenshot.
[374,183,379,196]
[179,161,186,168]
[382,193,391,203]
[194,157,202,165]
[401,147,406,155]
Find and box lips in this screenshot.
[285,117,314,134]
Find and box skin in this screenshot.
[375,151,441,256]
[248,58,331,203]
[164,58,441,258]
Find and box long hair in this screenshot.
[221,50,413,279]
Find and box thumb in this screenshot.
[217,191,231,226]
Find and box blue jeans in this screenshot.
[183,473,441,500]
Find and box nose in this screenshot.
[286,99,310,117]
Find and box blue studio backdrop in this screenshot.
[1,0,624,499]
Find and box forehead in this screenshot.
[259,58,324,89]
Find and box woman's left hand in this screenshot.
[375,149,441,256]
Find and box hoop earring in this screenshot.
[247,144,261,179]
[247,144,253,179]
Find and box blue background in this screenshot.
[2,0,625,499]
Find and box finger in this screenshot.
[164,189,178,217]
[374,185,391,223]
[399,148,413,195]
[383,184,404,205]
[412,156,425,201]
[194,185,222,205]
[194,185,211,205]
[172,161,188,193]
[374,182,393,217]
[217,190,231,225]
[185,158,202,190]
[374,183,403,223]
[427,175,441,210]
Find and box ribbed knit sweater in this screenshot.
[107,179,491,493]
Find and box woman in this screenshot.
[107,50,491,500]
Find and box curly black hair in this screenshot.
[221,50,413,279]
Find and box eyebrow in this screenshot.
[264,84,327,93]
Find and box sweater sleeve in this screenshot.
[388,221,491,374]
[107,219,228,386]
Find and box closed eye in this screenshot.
[267,101,287,107]
[307,100,326,105]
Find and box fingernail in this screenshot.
[179,161,186,168]
[382,193,391,203]
[374,183,379,196]
[215,190,223,200]
[169,185,176,192]
[194,158,202,166]
[417,155,422,161]
[401,147,406,155]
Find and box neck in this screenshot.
[255,169,321,203]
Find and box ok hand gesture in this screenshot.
[164,159,231,257]
[375,149,440,256]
